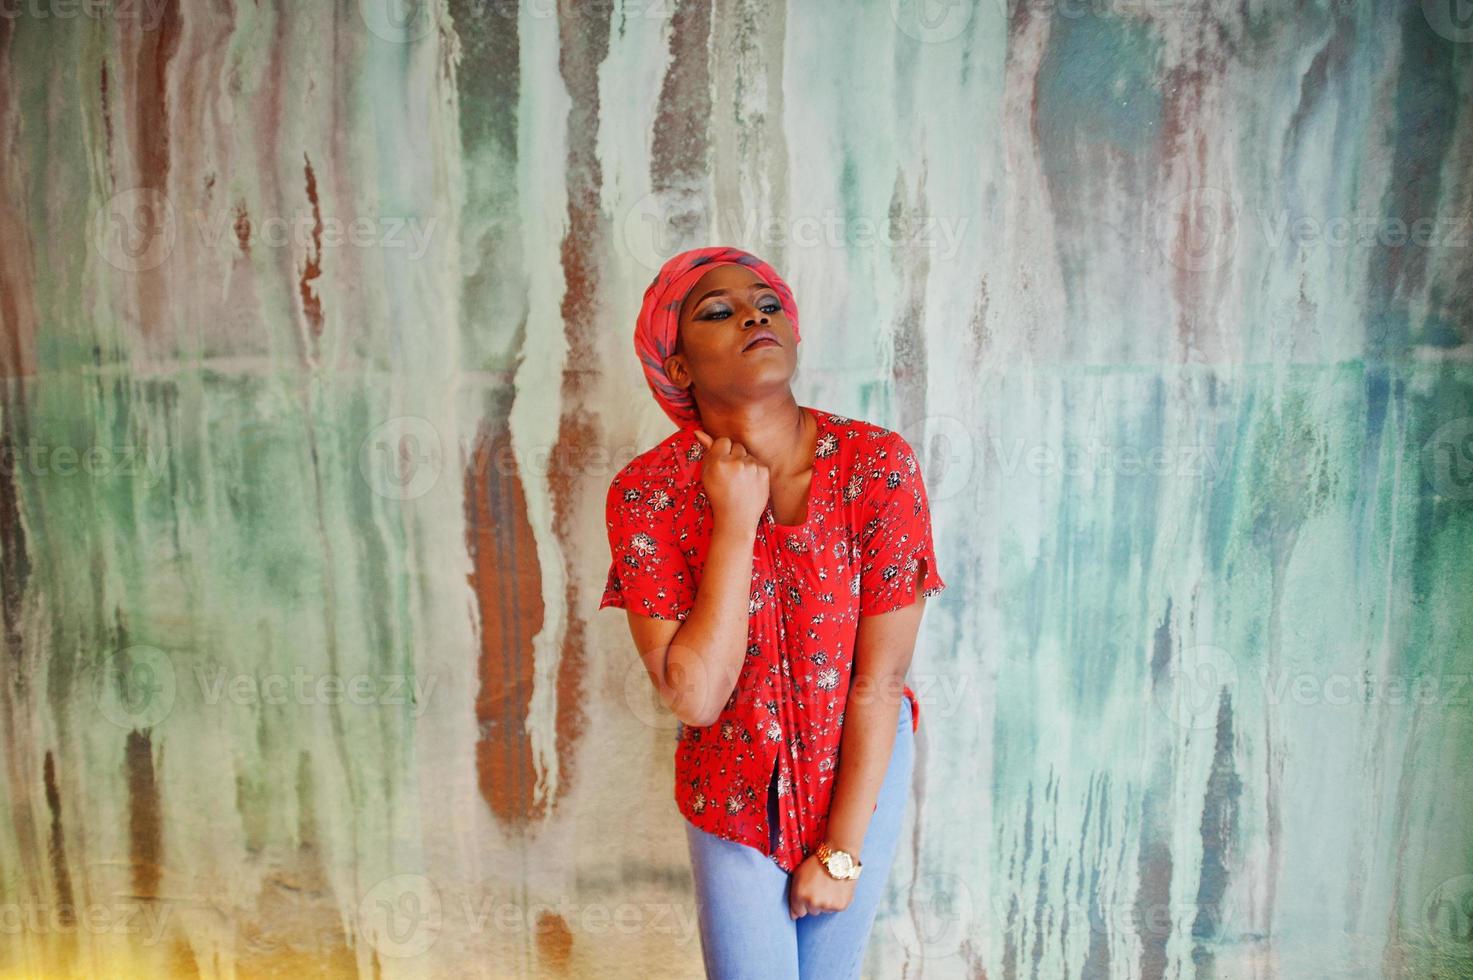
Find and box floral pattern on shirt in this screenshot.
[600,407,946,872]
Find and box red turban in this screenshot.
[633,245,800,431]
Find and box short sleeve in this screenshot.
[858,432,947,616]
[598,467,697,622]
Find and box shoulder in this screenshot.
[814,408,908,465]
[606,428,703,505]
[814,410,929,515]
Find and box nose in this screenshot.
[744,310,770,328]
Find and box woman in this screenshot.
[599,245,946,979]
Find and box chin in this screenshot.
[740,356,796,382]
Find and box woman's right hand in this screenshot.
[693,428,770,532]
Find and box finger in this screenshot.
[729,441,747,458]
[693,429,711,449]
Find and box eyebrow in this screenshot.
[689,281,776,309]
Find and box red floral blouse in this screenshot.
[599,406,946,872]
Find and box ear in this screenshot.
[664,353,691,389]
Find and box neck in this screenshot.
[692,394,813,477]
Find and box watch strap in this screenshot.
[815,841,863,880]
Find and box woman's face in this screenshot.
[665,264,797,408]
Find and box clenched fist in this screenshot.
[693,428,770,533]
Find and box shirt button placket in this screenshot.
[771,529,804,860]
[756,518,785,860]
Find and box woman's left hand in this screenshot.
[788,853,857,919]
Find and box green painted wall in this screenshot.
[0,2,1469,977]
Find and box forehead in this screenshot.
[680,264,770,318]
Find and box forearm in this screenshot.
[822,671,908,858]
[665,521,756,727]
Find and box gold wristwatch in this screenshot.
[815,841,862,880]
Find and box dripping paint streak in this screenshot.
[299,153,325,344]
[44,752,76,927]
[465,418,545,827]
[125,729,163,899]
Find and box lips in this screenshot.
[742,329,780,352]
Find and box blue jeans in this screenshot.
[682,695,915,979]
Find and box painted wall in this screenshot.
[1,2,1470,977]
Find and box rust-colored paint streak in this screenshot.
[43,752,76,927]
[165,937,199,976]
[100,61,117,189]
[0,223,36,377]
[0,408,30,653]
[128,0,182,344]
[549,2,612,818]
[1155,40,1229,357]
[648,0,713,241]
[550,416,597,816]
[299,153,325,343]
[465,419,545,828]
[1156,61,1205,337]
[0,21,36,378]
[534,910,574,971]
[234,200,252,252]
[125,729,163,898]
[132,0,181,189]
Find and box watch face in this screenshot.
[832,851,853,876]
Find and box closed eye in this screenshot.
[701,297,782,320]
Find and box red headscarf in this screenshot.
[633,245,800,431]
